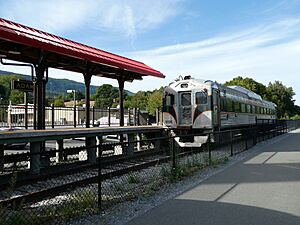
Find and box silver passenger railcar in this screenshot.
[163,76,276,142]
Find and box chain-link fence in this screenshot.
[0,120,297,224]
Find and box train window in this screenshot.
[234,101,241,112]
[196,92,207,105]
[227,99,233,112]
[247,104,251,113]
[241,103,246,113]
[165,95,174,106]
[181,93,191,106]
[220,98,226,110]
[251,105,255,113]
[256,106,260,114]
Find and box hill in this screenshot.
[0,70,134,97]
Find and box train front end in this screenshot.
[162,76,213,146]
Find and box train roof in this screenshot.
[167,76,276,107]
[228,86,262,101]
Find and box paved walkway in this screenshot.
[126,129,300,225]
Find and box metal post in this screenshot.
[51,104,55,128]
[98,142,102,210]
[137,108,140,126]
[170,137,176,169]
[134,108,137,126]
[35,66,46,130]
[208,134,211,165]
[230,130,233,156]
[33,81,37,130]
[92,106,95,127]
[84,72,91,128]
[118,78,125,127]
[24,92,28,129]
[73,104,76,128]
[156,108,159,125]
[0,144,4,170]
[128,108,131,126]
[108,107,111,126]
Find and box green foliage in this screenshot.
[93,84,119,108]
[10,90,24,104]
[224,76,267,97]
[124,87,164,116]
[147,88,163,116]
[290,114,300,120]
[125,91,149,109]
[265,81,295,118]
[0,74,22,104]
[65,91,85,101]
[53,96,65,107]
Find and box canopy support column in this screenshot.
[84,71,92,128]
[118,77,125,127]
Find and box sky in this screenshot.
[1,0,300,104]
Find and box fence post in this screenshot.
[0,144,4,170]
[51,104,55,128]
[108,107,111,127]
[156,108,159,125]
[134,108,137,126]
[208,133,211,165]
[137,108,140,126]
[73,105,76,128]
[92,106,95,127]
[98,141,102,210]
[128,108,131,126]
[171,137,176,169]
[230,130,233,156]
[24,93,28,129]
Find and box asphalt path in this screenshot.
[126,129,300,225]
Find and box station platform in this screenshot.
[126,129,300,225]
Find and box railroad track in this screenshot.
[0,150,170,207]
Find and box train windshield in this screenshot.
[181,93,191,106]
[196,91,207,104]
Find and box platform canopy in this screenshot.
[0,17,164,81]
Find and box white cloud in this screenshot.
[125,18,300,104]
[0,0,181,37]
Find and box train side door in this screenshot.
[212,89,220,127]
[178,92,192,126]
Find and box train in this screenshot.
[162,76,276,146]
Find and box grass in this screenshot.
[1,190,99,225]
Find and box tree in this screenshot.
[93,84,119,108]
[124,91,149,109]
[147,88,163,116]
[10,90,24,104]
[66,90,85,101]
[265,81,295,118]
[53,96,65,107]
[0,75,22,104]
[224,76,267,97]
